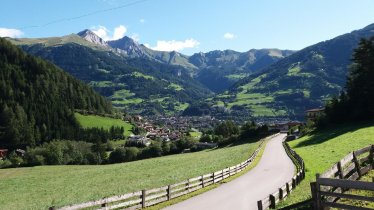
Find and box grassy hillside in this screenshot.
[278,122,374,208]
[0,141,260,209]
[75,113,133,136]
[212,23,374,120]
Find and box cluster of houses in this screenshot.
[127,115,220,146]
[127,115,184,146]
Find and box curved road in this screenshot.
[164,133,294,210]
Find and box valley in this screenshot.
[9,23,374,121]
[1,2,374,209]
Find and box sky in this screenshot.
[1,0,374,55]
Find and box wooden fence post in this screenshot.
[286,183,290,194]
[257,200,263,210]
[296,174,300,185]
[167,185,171,201]
[337,161,344,180]
[212,172,215,183]
[269,194,276,209]
[315,173,321,210]
[352,152,362,178]
[310,182,318,210]
[141,189,146,208]
[186,179,190,192]
[370,145,374,168]
[201,175,205,188]
[279,188,283,200]
[292,178,296,189]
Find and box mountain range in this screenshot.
[208,23,374,120]
[8,23,374,120]
[8,29,291,116]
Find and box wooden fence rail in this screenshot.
[257,139,306,210]
[312,144,374,210]
[50,134,278,210]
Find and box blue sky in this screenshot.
[1,0,374,55]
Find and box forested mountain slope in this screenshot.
[10,35,212,115]
[0,38,112,149]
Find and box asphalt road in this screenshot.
[164,133,294,210]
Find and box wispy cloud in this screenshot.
[0,28,24,38]
[149,39,200,52]
[223,33,235,40]
[91,25,127,41]
[131,33,140,42]
[139,19,145,24]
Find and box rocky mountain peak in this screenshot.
[77,29,108,47]
[107,36,145,57]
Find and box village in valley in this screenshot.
[121,107,325,148]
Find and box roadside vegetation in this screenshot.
[277,122,374,208]
[278,37,374,208]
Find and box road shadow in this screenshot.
[293,122,374,148]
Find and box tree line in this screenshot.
[317,36,374,125]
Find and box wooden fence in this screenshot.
[51,134,277,210]
[257,141,305,210]
[311,144,374,210]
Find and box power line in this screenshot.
[20,0,152,29]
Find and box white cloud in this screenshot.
[0,28,24,38]
[150,39,200,52]
[112,25,127,40]
[91,26,110,40]
[130,33,140,42]
[91,25,127,41]
[139,19,145,24]
[223,33,235,39]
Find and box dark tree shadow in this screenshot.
[293,122,374,148]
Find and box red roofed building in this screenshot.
[0,149,8,159]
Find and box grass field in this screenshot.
[0,141,261,210]
[189,131,202,139]
[338,170,374,208]
[167,83,184,91]
[277,122,374,208]
[74,113,133,137]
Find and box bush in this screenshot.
[109,147,139,163]
[9,151,23,167]
[0,159,12,168]
[140,142,163,159]
[109,148,127,163]
[199,134,212,142]
[25,140,98,166]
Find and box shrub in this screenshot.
[109,147,127,163]
[25,140,97,166]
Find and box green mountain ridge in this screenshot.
[190,49,294,92]
[0,38,112,149]
[9,30,290,116]
[211,23,374,120]
[11,37,212,115]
